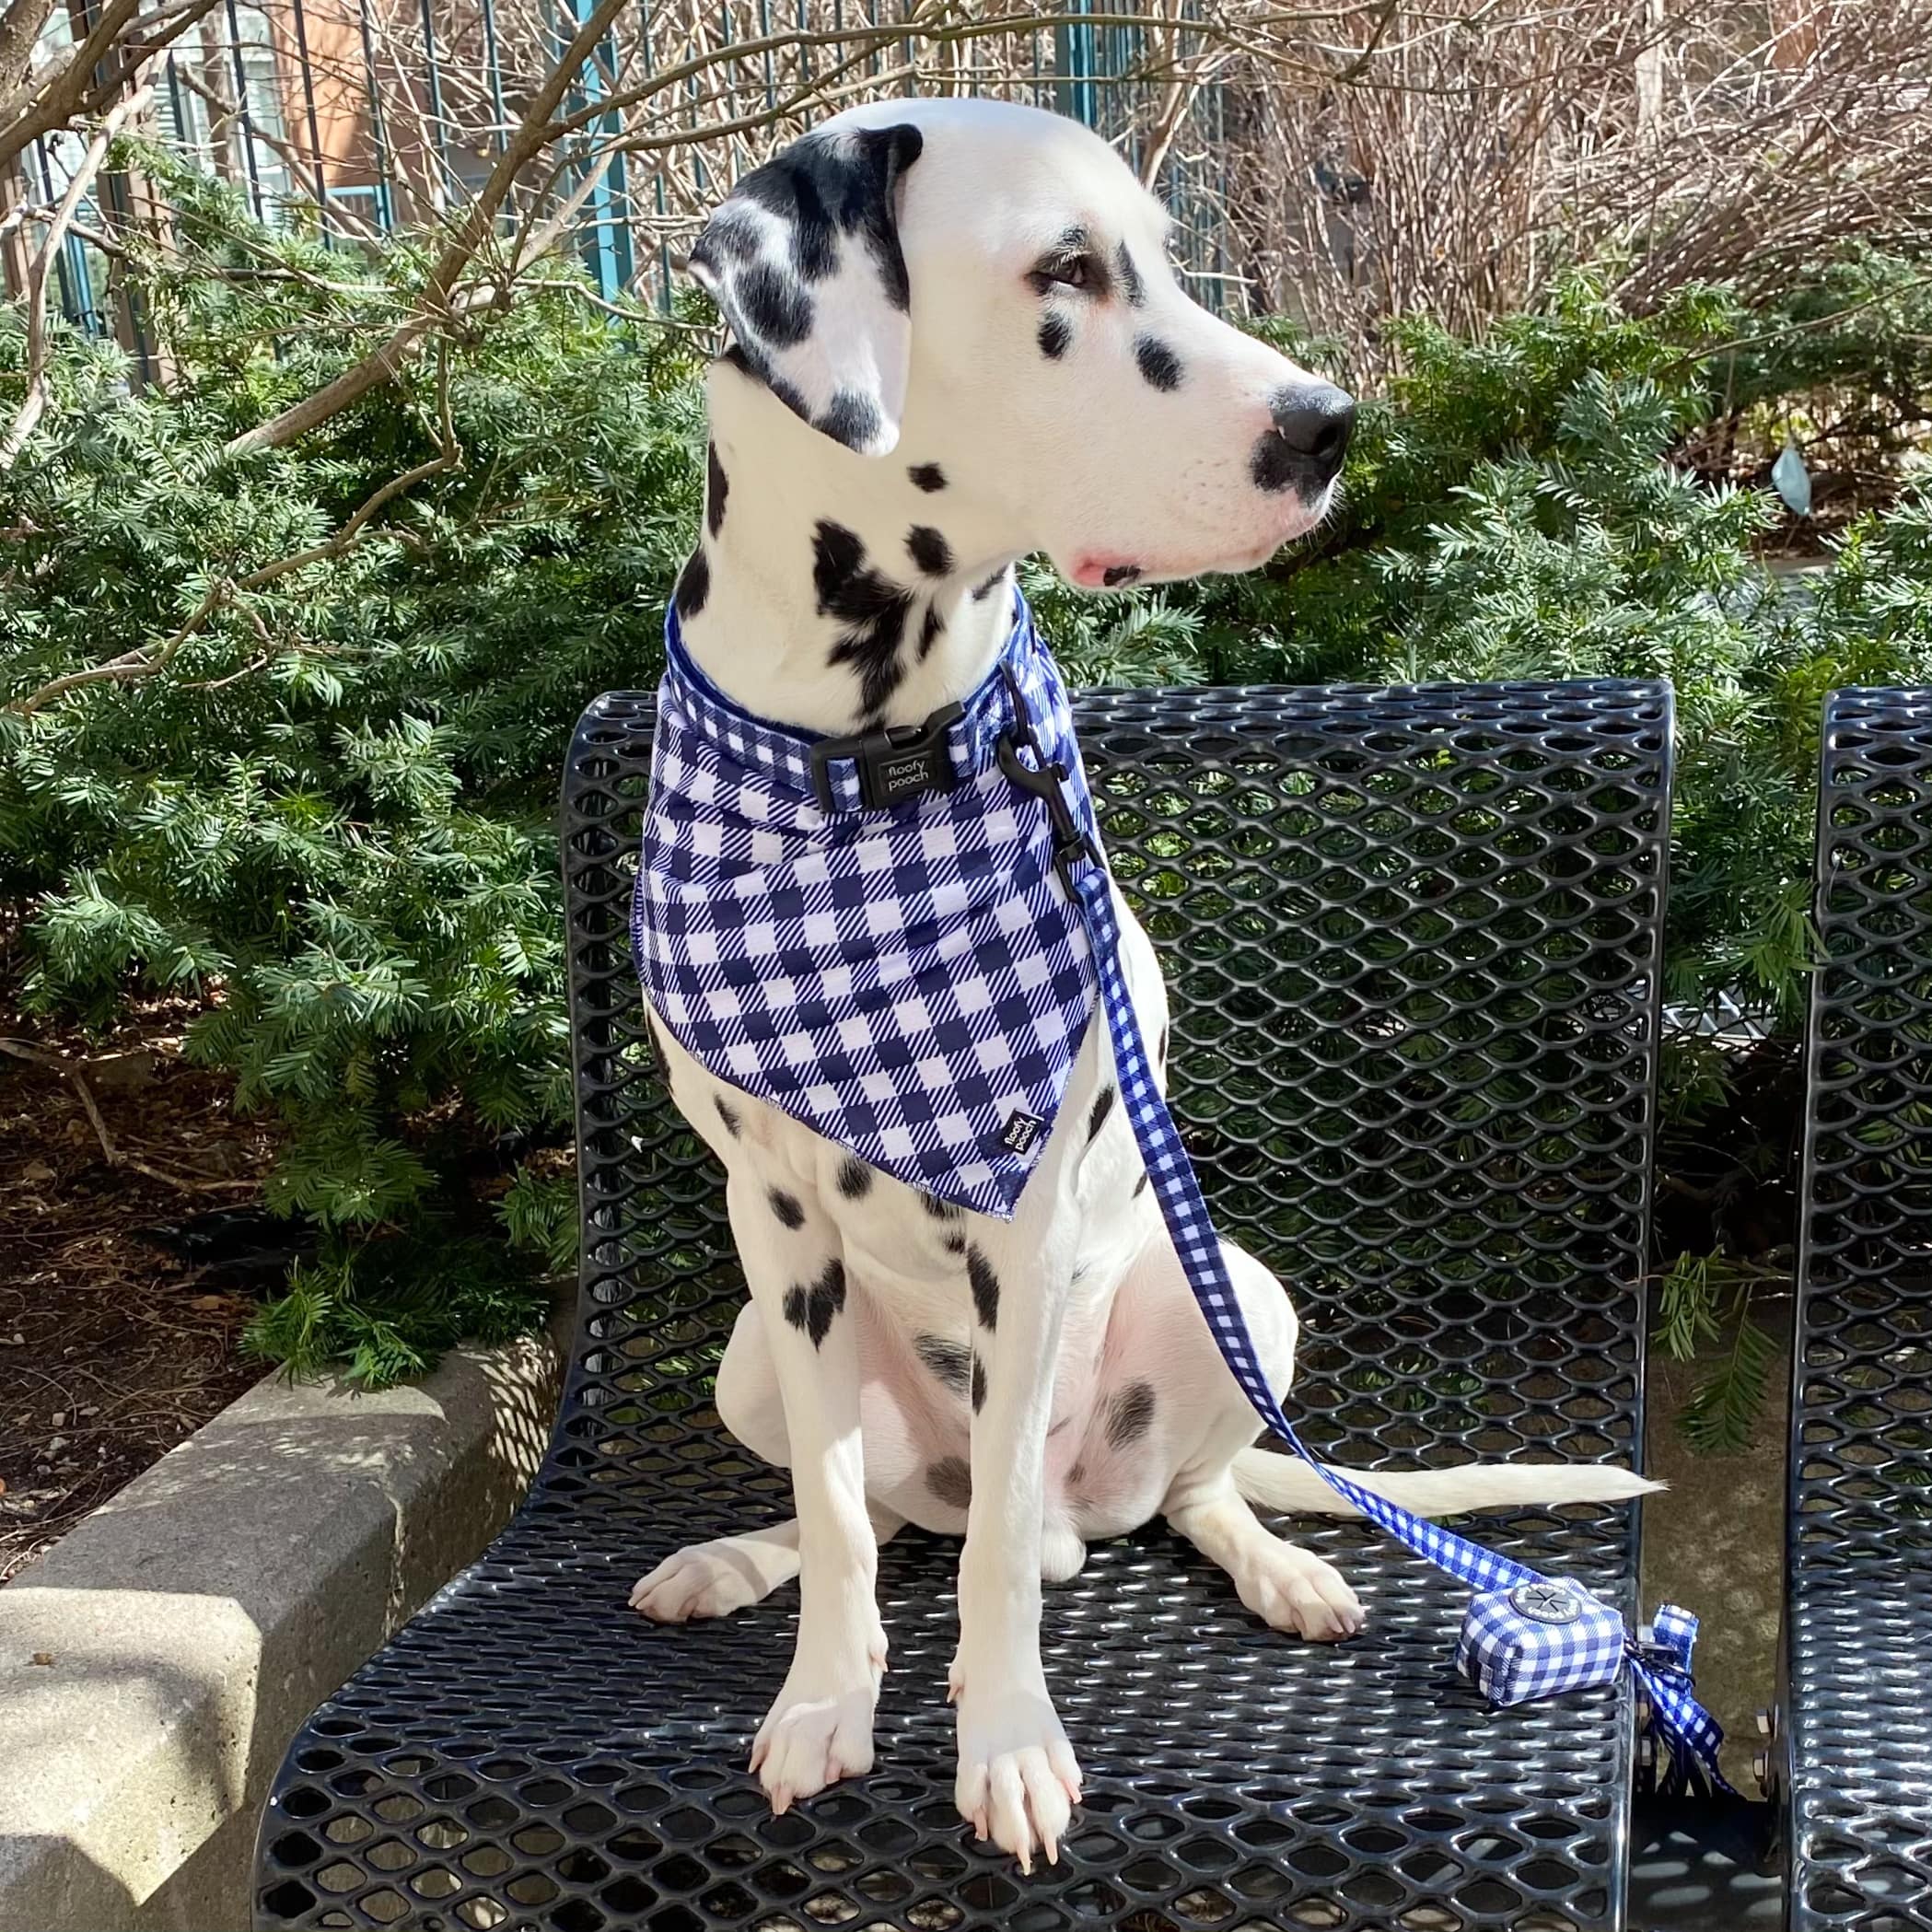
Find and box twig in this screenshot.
[222,0,636,458]
[0,1039,256,1193]
[0,0,215,175]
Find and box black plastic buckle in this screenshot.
[809,701,965,812]
[996,668,1099,894]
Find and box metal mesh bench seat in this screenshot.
[253,679,1672,1932]
[1784,688,1932,1931]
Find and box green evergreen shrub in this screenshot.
[6,164,1931,1426]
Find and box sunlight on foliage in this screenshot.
[6,170,1932,1398]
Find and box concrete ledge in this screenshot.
[0,1305,570,1932]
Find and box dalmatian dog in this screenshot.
[630,96,1657,1872]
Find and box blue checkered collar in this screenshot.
[660,590,1042,815]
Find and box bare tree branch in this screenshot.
[222,0,635,456]
[0,0,217,175]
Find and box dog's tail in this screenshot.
[1231,1448,1661,1519]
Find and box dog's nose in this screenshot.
[1270,382,1356,475]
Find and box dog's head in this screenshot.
[690,97,1352,588]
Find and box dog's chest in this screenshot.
[648,879,1171,1429]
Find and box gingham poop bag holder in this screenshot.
[634,590,1731,1798]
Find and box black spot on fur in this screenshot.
[1102,564,1142,588]
[966,1244,1000,1331]
[736,262,813,346]
[915,1333,972,1392]
[769,1187,805,1230]
[1038,312,1072,360]
[706,442,728,538]
[926,1456,972,1510]
[1115,241,1146,306]
[921,1191,964,1221]
[782,1258,847,1348]
[717,341,809,425]
[1158,1023,1169,1065]
[813,519,913,717]
[971,1354,987,1413]
[973,569,1007,602]
[836,1155,872,1198]
[819,390,882,452]
[1087,1085,1115,1145]
[906,526,952,577]
[1107,1379,1157,1449]
[918,606,944,659]
[715,1093,741,1137]
[675,547,709,620]
[943,1232,966,1256]
[1135,336,1182,391]
[695,207,762,265]
[908,462,948,493]
[1132,1171,1148,1197]
[729,123,922,306]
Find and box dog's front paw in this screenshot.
[953,1674,1083,1873]
[750,1633,887,1814]
[1235,1539,1364,1641]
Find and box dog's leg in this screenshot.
[634,1301,902,1621]
[718,1169,882,1813]
[948,1186,1085,1872]
[1160,1237,1362,1639]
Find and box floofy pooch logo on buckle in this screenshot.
[879,748,938,803]
[809,702,965,810]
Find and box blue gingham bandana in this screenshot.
[634,596,1093,1218]
[634,591,1730,1795]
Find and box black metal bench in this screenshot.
[1783,687,1932,1930]
[254,678,1673,1932]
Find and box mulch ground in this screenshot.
[0,1009,286,1583]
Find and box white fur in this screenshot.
[634,98,1657,1873]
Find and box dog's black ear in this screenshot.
[689,122,923,458]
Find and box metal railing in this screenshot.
[18,0,1239,343]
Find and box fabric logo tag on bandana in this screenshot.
[1000,1111,1045,1154]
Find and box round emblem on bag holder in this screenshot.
[1508,1581,1584,1624]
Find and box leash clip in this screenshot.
[809,701,965,813]
[997,668,1099,894]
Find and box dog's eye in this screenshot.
[1029,252,1100,294]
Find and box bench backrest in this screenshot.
[553,681,1670,1527]
[1787,687,1932,1929]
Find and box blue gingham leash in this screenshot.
[639,589,1729,1792]
[996,665,1735,1797]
